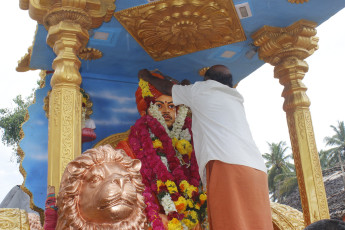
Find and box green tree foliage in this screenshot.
[318,149,331,170]
[263,141,296,202]
[0,94,33,161]
[323,121,345,167]
[273,166,298,202]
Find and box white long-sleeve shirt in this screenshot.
[172,80,267,185]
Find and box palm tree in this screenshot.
[263,141,294,202]
[274,165,298,202]
[323,121,345,167]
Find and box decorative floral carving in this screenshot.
[60,89,75,179]
[44,88,93,119]
[271,202,305,229]
[0,209,30,230]
[115,0,246,61]
[79,48,103,60]
[287,111,311,225]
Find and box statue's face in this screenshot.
[149,95,176,128]
[78,162,138,223]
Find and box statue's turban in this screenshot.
[135,72,164,115]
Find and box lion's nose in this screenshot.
[112,177,125,189]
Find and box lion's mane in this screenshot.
[56,145,147,229]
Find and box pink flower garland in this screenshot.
[128,115,201,229]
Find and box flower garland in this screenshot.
[129,115,207,229]
[136,78,207,229]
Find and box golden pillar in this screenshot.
[45,19,88,191]
[252,20,330,225]
[20,0,116,191]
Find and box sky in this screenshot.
[0,2,344,202]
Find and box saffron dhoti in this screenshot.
[206,161,273,230]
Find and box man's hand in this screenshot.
[180,79,191,86]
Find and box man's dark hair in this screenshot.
[304,219,345,230]
[205,66,233,87]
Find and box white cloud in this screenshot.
[111,107,138,114]
[89,90,134,104]
[94,118,133,126]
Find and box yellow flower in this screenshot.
[182,218,198,229]
[186,185,198,198]
[200,193,207,201]
[168,218,182,230]
[139,79,153,97]
[191,211,198,220]
[157,180,164,192]
[186,199,194,208]
[165,180,178,193]
[176,139,193,156]
[179,180,189,192]
[182,211,199,229]
[172,137,178,147]
[153,139,163,149]
[174,196,187,213]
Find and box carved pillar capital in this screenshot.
[46,21,89,87]
[252,20,330,225]
[252,19,318,66]
[252,20,318,113]
[20,0,116,29]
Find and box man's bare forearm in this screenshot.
[138,69,173,96]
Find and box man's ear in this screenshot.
[140,111,146,117]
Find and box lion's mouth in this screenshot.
[99,197,135,210]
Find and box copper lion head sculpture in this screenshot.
[56,145,147,229]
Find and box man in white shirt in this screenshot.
[138,65,273,230]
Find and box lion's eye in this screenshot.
[90,175,102,184]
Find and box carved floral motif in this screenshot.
[79,48,103,60]
[0,209,30,230]
[271,202,305,230]
[115,0,246,60]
